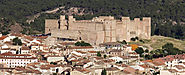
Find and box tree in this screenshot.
[50,62,57,65]
[121,40,127,44]
[97,52,101,57]
[135,36,139,40]
[145,49,149,53]
[162,43,184,55]
[104,55,107,58]
[75,41,91,46]
[144,54,152,60]
[139,40,145,43]
[101,69,106,75]
[13,37,22,45]
[53,73,57,75]
[2,31,9,35]
[116,61,123,64]
[135,47,144,55]
[130,37,136,41]
[162,43,173,50]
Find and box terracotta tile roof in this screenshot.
[103,59,114,63]
[40,64,57,70]
[24,36,33,41]
[94,57,104,60]
[123,70,131,74]
[59,42,75,45]
[76,51,86,54]
[76,62,85,66]
[21,46,30,50]
[68,46,94,49]
[37,40,42,43]
[1,48,11,50]
[121,64,128,67]
[71,53,81,57]
[110,49,123,52]
[10,33,23,37]
[99,42,122,46]
[141,60,153,63]
[71,59,78,62]
[75,69,91,74]
[139,64,150,69]
[88,51,97,53]
[168,69,178,73]
[0,36,7,40]
[106,67,119,71]
[152,59,165,66]
[174,65,185,70]
[123,67,136,75]
[37,36,48,39]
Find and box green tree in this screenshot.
[101,69,106,75]
[97,52,101,57]
[162,43,174,50]
[121,40,127,44]
[75,41,91,46]
[145,49,149,53]
[144,54,152,60]
[135,36,139,40]
[50,62,57,65]
[139,40,145,43]
[13,37,22,45]
[2,31,9,35]
[131,37,136,41]
[104,55,107,58]
[135,47,144,55]
[162,43,184,55]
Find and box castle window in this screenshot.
[130,31,136,34]
[79,37,82,40]
[58,21,60,29]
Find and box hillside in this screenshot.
[129,36,185,50]
[0,0,184,39]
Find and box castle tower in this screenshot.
[59,15,67,30]
[134,18,140,37]
[45,19,59,34]
[122,17,131,41]
[143,17,151,39]
[103,19,117,43]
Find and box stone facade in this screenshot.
[45,15,151,45]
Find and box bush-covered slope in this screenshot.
[0,0,184,39]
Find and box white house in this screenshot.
[0,52,38,68]
[46,55,64,63]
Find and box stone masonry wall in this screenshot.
[45,15,151,45]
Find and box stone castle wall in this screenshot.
[45,15,151,45]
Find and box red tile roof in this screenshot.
[21,46,30,50]
[0,36,7,40]
[68,46,94,49]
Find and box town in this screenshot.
[0,0,184,75]
[0,31,184,74]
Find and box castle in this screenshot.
[45,15,151,45]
